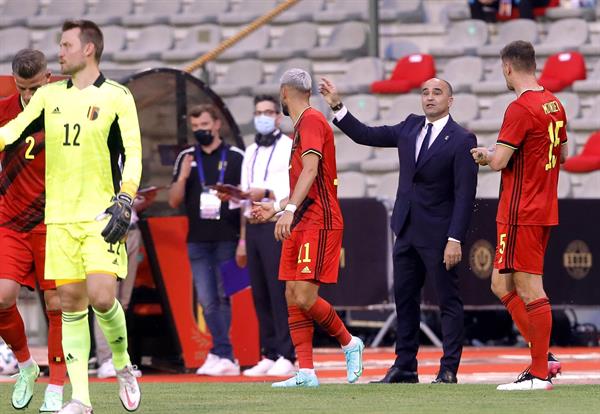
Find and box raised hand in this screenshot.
[318,77,342,108]
[180,154,194,179]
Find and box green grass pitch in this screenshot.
[1,382,599,413]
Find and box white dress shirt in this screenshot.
[240,132,293,217]
[414,114,449,161]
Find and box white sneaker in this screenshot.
[497,371,553,391]
[97,359,117,379]
[243,358,275,377]
[204,358,240,376]
[57,399,93,414]
[266,357,296,377]
[116,364,142,411]
[195,353,220,375]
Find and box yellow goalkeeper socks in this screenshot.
[93,300,131,370]
[62,310,91,406]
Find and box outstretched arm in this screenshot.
[319,77,400,148]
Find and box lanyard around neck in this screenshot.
[194,145,227,186]
[250,138,279,183]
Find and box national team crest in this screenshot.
[87,106,100,120]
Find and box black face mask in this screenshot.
[255,130,280,147]
[281,101,290,117]
[194,129,214,146]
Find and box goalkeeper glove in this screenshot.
[100,193,133,244]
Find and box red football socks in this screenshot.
[526,297,552,379]
[0,304,31,362]
[47,309,67,386]
[501,290,530,343]
[288,306,314,369]
[305,297,352,347]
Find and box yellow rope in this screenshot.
[183,0,301,73]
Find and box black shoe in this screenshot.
[431,369,457,384]
[371,366,419,383]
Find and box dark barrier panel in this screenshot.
[320,198,390,307]
[424,199,599,307]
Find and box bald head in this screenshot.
[422,78,453,96]
[421,78,454,122]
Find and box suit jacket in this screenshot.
[334,112,478,249]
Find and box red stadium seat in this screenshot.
[538,51,587,92]
[563,131,600,173]
[370,54,436,94]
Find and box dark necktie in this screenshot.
[417,122,433,165]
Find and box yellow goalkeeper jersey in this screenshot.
[0,74,142,224]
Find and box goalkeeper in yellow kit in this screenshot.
[0,20,142,414]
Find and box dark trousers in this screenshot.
[246,222,295,361]
[187,240,236,360]
[470,0,550,22]
[392,237,464,374]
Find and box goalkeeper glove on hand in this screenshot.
[100,193,133,244]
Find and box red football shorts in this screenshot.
[494,223,551,275]
[0,226,55,290]
[279,229,343,284]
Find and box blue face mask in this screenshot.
[254,115,276,136]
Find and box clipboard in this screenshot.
[137,185,166,196]
[208,184,248,200]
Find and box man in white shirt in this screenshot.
[239,95,296,377]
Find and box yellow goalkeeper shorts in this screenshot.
[45,220,128,283]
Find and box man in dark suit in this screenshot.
[319,77,478,384]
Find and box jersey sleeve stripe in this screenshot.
[105,80,130,95]
[229,146,245,157]
[172,147,194,176]
[301,149,322,158]
[497,141,518,150]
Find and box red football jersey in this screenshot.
[496,89,568,226]
[289,108,343,231]
[0,93,46,233]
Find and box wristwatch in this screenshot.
[330,101,343,112]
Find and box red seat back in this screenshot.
[563,131,600,173]
[370,54,436,94]
[538,51,587,92]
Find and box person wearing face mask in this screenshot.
[239,95,295,377]
[168,104,244,376]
